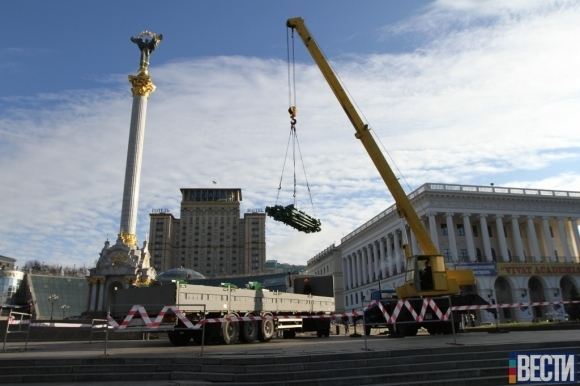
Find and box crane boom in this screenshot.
[286,17,438,256]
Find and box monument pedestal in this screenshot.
[87,239,156,315]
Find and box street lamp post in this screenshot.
[48,294,59,321]
[60,304,70,319]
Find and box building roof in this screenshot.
[156,267,206,282]
[0,255,16,263]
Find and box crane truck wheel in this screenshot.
[221,313,240,345]
[258,312,275,342]
[241,313,259,343]
[168,330,191,346]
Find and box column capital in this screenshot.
[128,72,156,97]
[445,212,455,217]
[542,216,552,221]
[462,213,472,218]
[478,213,487,219]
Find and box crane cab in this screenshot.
[397,255,459,298]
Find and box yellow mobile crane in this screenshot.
[287,17,488,335]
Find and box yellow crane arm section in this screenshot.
[287,17,438,256]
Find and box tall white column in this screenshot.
[366,245,373,282]
[357,251,364,286]
[428,212,440,252]
[511,216,525,262]
[351,253,357,287]
[446,213,458,262]
[526,216,541,262]
[387,235,395,276]
[379,239,387,279]
[558,218,572,262]
[542,217,556,261]
[394,231,402,274]
[410,232,419,256]
[479,215,493,261]
[119,73,156,247]
[496,215,509,262]
[362,248,369,283]
[373,241,381,281]
[342,258,349,290]
[348,253,357,289]
[462,213,476,262]
[573,218,580,263]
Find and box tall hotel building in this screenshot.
[149,188,266,277]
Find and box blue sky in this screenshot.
[1,0,580,268]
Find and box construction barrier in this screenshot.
[106,299,580,330]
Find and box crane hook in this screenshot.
[288,106,297,125]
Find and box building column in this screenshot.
[394,230,403,274]
[363,248,370,283]
[496,215,509,262]
[97,281,105,312]
[387,234,395,276]
[573,218,580,263]
[410,232,419,256]
[349,253,358,289]
[558,218,572,262]
[342,258,349,290]
[541,217,556,262]
[89,283,97,312]
[462,213,476,262]
[349,255,356,288]
[358,251,364,286]
[446,213,458,262]
[526,216,541,262]
[366,246,373,282]
[479,215,493,262]
[511,216,525,262]
[373,241,381,280]
[428,212,440,252]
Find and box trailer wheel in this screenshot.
[168,330,191,346]
[259,313,275,342]
[241,313,258,343]
[221,313,240,345]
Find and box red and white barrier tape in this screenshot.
[11,298,576,330]
[109,298,580,330]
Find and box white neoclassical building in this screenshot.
[306,183,580,322]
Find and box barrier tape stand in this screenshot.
[107,303,208,358]
[2,309,32,353]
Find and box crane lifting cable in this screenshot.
[266,28,321,234]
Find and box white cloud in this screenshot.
[1,3,580,268]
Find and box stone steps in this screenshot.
[0,341,577,385]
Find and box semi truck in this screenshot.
[110,279,334,345]
[286,17,491,336]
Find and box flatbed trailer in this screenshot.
[111,283,335,345]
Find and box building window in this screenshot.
[457,225,465,236]
[472,226,478,237]
[460,249,468,261]
[441,224,448,236]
